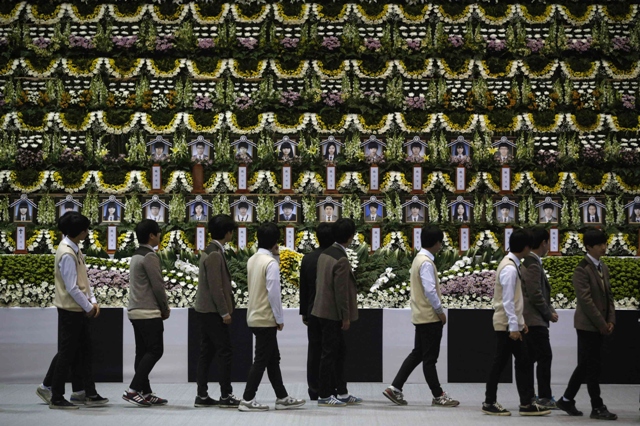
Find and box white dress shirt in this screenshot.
[587,253,601,271]
[59,237,96,313]
[418,249,443,314]
[257,248,284,325]
[499,252,521,332]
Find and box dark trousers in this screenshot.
[242,327,287,401]
[129,318,164,394]
[318,318,348,399]
[306,315,322,398]
[392,322,444,398]
[50,308,95,401]
[195,312,233,398]
[485,331,534,406]
[564,329,604,409]
[43,353,85,393]
[526,326,553,399]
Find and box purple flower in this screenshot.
[567,38,592,52]
[622,94,636,109]
[620,148,639,166]
[612,36,631,52]
[321,91,344,106]
[279,90,301,107]
[448,35,464,48]
[69,35,95,49]
[440,271,497,298]
[405,38,421,51]
[363,90,381,100]
[59,147,85,165]
[405,96,426,110]
[112,35,138,48]
[321,36,340,50]
[16,148,44,169]
[32,37,51,49]
[155,35,175,51]
[485,36,506,52]
[0,91,5,107]
[526,38,545,53]
[364,38,382,51]
[0,38,7,47]
[238,37,258,50]
[234,95,254,110]
[193,95,213,110]
[197,38,215,49]
[280,37,299,49]
[535,150,558,167]
[581,146,605,163]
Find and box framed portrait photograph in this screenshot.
[582,200,603,224]
[188,201,208,222]
[492,136,516,164]
[14,201,34,223]
[449,136,471,163]
[319,201,340,223]
[235,139,254,164]
[496,203,516,224]
[451,201,471,223]
[627,199,640,225]
[539,203,558,224]
[275,136,297,163]
[146,201,166,223]
[102,202,122,224]
[363,139,385,165]
[147,136,172,162]
[235,202,253,223]
[190,140,211,162]
[405,202,425,223]
[364,202,383,223]
[278,201,298,222]
[404,136,427,164]
[323,139,340,163]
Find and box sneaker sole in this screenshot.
[70,399,86,406]
[382,391,406,406]
[520,410,551,416]
[122,396,151,407]
[36,390,51,405]
[49,404,79,410]
[432,403,460,408]
[482,409,511,416]
[238,406,269,412]
[275,402,306,410]
[218,405,240,408]
[86,399,109,406]
[194,403,218,408]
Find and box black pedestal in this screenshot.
[344,309,383,382]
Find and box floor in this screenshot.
[1,383,638,426]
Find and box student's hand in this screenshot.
[341,319,350,331]
[93,304,100,318]
[437,313,447,325]
[598,323,610,335]
[550,313,559,323]
[509,331,522,341]
[86,305,97,318]
[607,322,615,334]
[523,324,529,334]
[302,316,308,326]
[222,314,232,325]
[277,323,284,331]
[162,308,171,320]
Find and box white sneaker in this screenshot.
[275,396,306,410]
[36,385,52,404]
[238,399,269,412]
[70,391,86,405]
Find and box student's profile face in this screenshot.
[324,205,334,216]
[239,207,247,215]
[456,204,465,215]
[151,206,160,215]
[194,205,203,215]
[588,205,596,215]
[499,146,509,156]
[411,206,420,215]
[283,207,293,215]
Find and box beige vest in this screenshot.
[53,243,90,312]
[410,254,442,324]
[492,256,524,331]
[246,252,277,327]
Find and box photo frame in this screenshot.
[100,196,125,224]
[12,195,37,223]
[143,195,169,223]
[580,197,605,225]
[361,135,386,165]
[494,196,518,224]
[492,136,516,165]
[317,197,342,223]
[404,136,427,164]
[449,196,473,223]
[536,197,561,224]
[231,196,256,223]
[232,135,256,164]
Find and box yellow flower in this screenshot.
[355,4,389,21]
[315,4,349,21]
[145,114,180,133]
[152,4,185,21]
[315,60,346,78]
[192,3,227,23]
[396,4,430,21]
[10,171,47,192]
[186,113,221,132]
[30,4,62,20]
[437,4,472,21]
[357,114,389,131]
[230,113,264,133]
[279,248,303,287]
[520,4,554,23]
[441,113,474,131]
[112,4,144,18]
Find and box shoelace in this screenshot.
[493,402,506,411]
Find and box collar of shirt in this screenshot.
[212,240,225,253]
[62,237,79,254]
[530,252,542,265]
[587,253,600,269]
[257,248,274,257]
[506,252,521,268]
[418,248,435,262]
[139,244,155,251]
[333,242,347,254]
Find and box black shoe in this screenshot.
[590,405,617,420]
[519,403,551,416]
[86,394,109,406]
[194,395,218,407]
[50,398,79,410]
[556,398,583,416]
[482,402,511,416]
[218,394,240,408]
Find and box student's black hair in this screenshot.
[509,228,532,253]
[150,201,161,209]
[193,202,204,210]
[238,202,249,210]
[543,203,553,210]
[58,211,90,238]
[280,142,292,151]
[499,203,510,210]
[324,203,334,210]
[583,229,607,248]
[316,222,335,248]
[257,222,280,249]
[18,201,28,209]
[368,142,379,150]
[196,142,205,148]
[154,142,164,150]
[369,202,379,210]
[107,202,116,210]
[238,141,248,149]
[421,225,444,249]
[410,202,421,210]
[64,202,75,210]
[411,142,421,150]
[135,219,161,244]
[455,143,465,152]
[530,227,550,250]
[499,142,509,148]
[332,218,356,244]
[282,202,294,210]
[208,214,238,240]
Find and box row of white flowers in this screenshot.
[7,3,636,26]
[9,57,637,81]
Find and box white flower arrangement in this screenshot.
[93,111,142,135]
[477,59,520,79]
[474,231,500,251]
[382,231,410,252]
[606,234,636,256]
[20,58,59,77]
[0,2,26,24]
[7,170,50,193]
[346,248,359,271]
[296,231,319,252]
[560,61,600,80]
[294,171,324,194]
[107,4,148,23]
[117,231,138,253]
[351,60,394,79]
[207,172,238,193]
[26,3,66,25]
[189,3,230,24]
[273,3,310,24]
[478,114,523,132]
[149,4,189,24]
[164,171,193,193]
[433,4,473,24]
[146,58,186,78]
[225,111,268,134]
[272,113,311,134]
[66,3,107,23]
[185,59,227,78]
[520,60,559,79]
[525,172,569,195]
[231,4,271,23]
[141,112,184,134]
[159,230,194,255]
[337,172,368,193]
[269,59,309,79]
[523,113,564,132]
[613,297,639,310]
[228,59,268,79]
[60,58,104,77]
[551,294,577,310]
[380,172,411,193]
[602,60,640,80]
[393,4,431,24]
[311,4,353,23]
[27,230,56,254]
[309,113,352,134]
[561,232,586,255]
[441,294,493,309]
[0,231,15,252]
[369,267,396,292]
[437,58,475,79]
[353,113,393,134]
[105,58,145,78]
[249,171,279,193]
[516,4,556,24]
[558,5,597,27]
[438,113,479,133]
[11,111,55,132]
[312,60,351,80]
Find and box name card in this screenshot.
[326,166,336,191]
[151,165,162,190]
[413,226,422,250]
[285,226,295,250]
[196,226,206,252]
[504,227,513,252]
[16,226,26,252]
[459,227,470,252]
[371,227,381,251]
[370,166,379,191]
[413,166,422,192]
[238,166,247,191]
[238,226,247,249]
[282,166,292,191]
[501,166,511,192]
[107,226,117,252]
[550,228,559,253]
[456,167,466,192]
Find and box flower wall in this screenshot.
[0,1,639,307]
